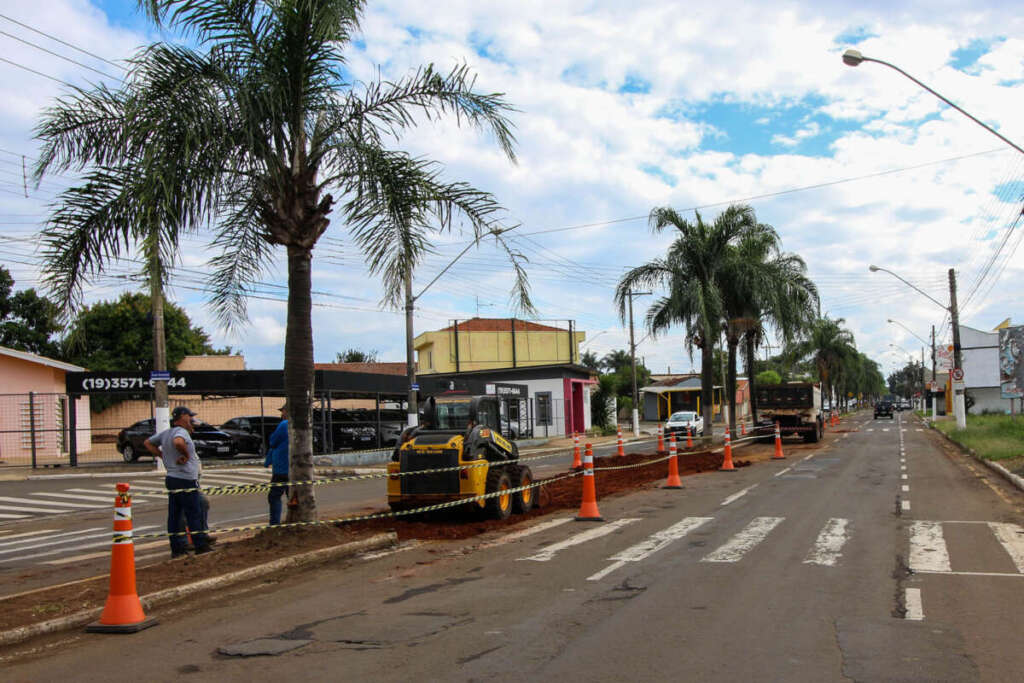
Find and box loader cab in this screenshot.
[423,395,505,437]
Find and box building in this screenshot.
[960,322,1012,414]
[640,374,750,423]
[0,346,91,466]
[414,318,585,374]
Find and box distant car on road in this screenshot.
[664,410,705,437]
[874,401,894,419]
[116,418,237,462]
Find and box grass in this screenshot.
[932,414,1024,462]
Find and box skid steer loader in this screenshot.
[387,394,534,519]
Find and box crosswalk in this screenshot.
[0,468,272,520]
[514,515,1024,581]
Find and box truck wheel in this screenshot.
[484,468,513,520]
[805,421,821,443]
[512,466,535,514]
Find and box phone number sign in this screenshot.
[70,374,187,392]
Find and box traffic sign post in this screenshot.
[951,367,964,381]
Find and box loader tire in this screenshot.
[484,468,513,520]
[512,466,535,514]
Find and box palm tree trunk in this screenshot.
[727,335,738,434]
[285,243,317,523]
[745,333,758,425]
[700,337,714,441]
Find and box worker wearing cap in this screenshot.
[264,403,290,525]
[145,405,214,557]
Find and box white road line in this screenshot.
[905,588,924,620]
[901,465,907,471]
[0,494,112,509]
[909,521,950,572]
[0,503,77,515]
[0,525,159,561]
[701,517,785,563]
[773,467,792,477]
[912,570,1024,577]
[44,539,167,565]
[902,500,911,511]
[803,454,815,461]
[0,526,106,550]
[479,517,573,550]
[902,485,910,492]
[34,492,129,504]
[882,428,890,432]
[901,474,908,480]
[803,518,850,566]
[867,429,875,432]
[200,475,268,485]
[518,518,641,562]
[587,517,713,581]
[988,522,1024,573]
[64,488,157,500]
[916,429,924,432]
[0,528,56,541]
[0,513,30,519]
[721,484,758,506]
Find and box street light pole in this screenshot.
[626,291,651,436]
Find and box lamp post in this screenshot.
[870,264,965,428]
[626,291,652,436]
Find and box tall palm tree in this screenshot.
[35,1,524,522]
[616,205,759,433]
[786,316,857,409]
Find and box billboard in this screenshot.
[999,326,1024,399]
[935,344,954,372]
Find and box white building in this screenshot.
[960,323,1011,414]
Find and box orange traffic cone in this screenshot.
[664,434,683,489]
[87,483,157,633]
[719,427,736,472]
[572,432,582,469]
[772,421,785,459]
[833,412,839,427]
[686,426,694,449]
[740,422,746,436]
[616,425,625,457]
[657,423,665,453]
[575,444,603,521]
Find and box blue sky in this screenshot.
[0,0,1022,382]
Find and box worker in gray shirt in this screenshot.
[145,405,214,558]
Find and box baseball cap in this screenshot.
[171,406,198,421]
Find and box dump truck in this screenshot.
[754,382,824,443]
[387,394,534,520]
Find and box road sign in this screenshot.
[951,367,964,381]
[410,383,419,391]
[150,370,171,382]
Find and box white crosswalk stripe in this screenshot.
[588,517,712,581]
[0,525,161,565]
[909,521,954,573]
[518,518,640,562]
[988,523,1024,573]
[804,518,850,566]
[702,517,785,563]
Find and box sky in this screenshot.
[1,0,1022,382]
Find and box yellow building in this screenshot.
[415,318,585,374]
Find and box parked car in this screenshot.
[219,416,283,455]
[664,410,705,437]
[116,418,237,462]
[874,401,894,419]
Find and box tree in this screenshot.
[35,1,520,523]
[580,350,600,371]
[336,348,379,364]
[616,206,766,434]
[786,316,858,408]
[755,369,782,385]
[0,266,63,358]
[63,292,217,373]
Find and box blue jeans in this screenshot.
[166,476,210,553]
[268,473,289,525]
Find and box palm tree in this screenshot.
[616,205,760,434]
[786,316,857,409]
[34,1,523,522]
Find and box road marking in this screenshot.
[774,467,792,477]
[988,522,1024,573]
[902,500,911,511]
[902,473,908,480]
[912,570,1024,577]
[916,429,923,432]
[909,521,950,572]
[882,428,890,432]
[0,525,160,563]
[0,502,76,515]
[905,588,924,620]
[0,527,106,550]
[199,475,269,485]
[518,518,640,562]
[803,518,850,566]
[587,516,712,581]
[0,528,56,541]
[0,513,30,519]
[44,539,168,565]
[34,492,129,504]
[480,517,573,550]
[803,454,815,461]
[65,487,157,500]
[902,485,910,492]
[901,465,907,471]
[702,517,785,563]
[867,429,875,432]
[721,484,758,506]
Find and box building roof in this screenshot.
[178,354,246,371]
[0,345,85,373]
[314,361,409,376]
[435,318,571,333]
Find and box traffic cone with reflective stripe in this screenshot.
[686,426,694,450]
[719,427,737,472]
[87,483,157,633]
[572,432,582,469]
[575,444,603,521]
[616,425,625,457]
[772,421,785,459]
[663,434,683,489]
[657,423,665,453]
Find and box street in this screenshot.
[2,411,1022,681]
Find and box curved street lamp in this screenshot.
[886,318,928,346]
[842,49,1024,156]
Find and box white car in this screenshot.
[664,411,705,437]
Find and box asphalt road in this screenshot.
[4,412,1023,681]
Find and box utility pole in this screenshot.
[404,269,418,428]
[626,291,651,436]
[948,267,966,429]
[149,249,167,473]
[931,324,937,419]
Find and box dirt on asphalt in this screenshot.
[0,434,824,636]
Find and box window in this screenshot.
[536,392,552,426]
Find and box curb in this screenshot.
[924,419,1024,494]
[0,531,396,649]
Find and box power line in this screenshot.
[0,29,121,81]
[0,12,128,71]
[0,54,74,87]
